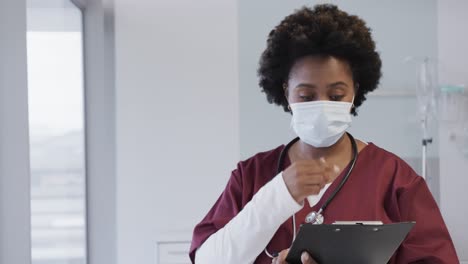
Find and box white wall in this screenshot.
[0,1,32,264]
[114,1,239,263]
[438,0,468,261]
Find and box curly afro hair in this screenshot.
[257,4,382,115]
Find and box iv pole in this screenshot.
[421,115,432,180]
[417,57,436,180]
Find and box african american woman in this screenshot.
[190,4,459,264]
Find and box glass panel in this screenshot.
[27,1,87,264]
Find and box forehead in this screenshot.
[288,55,353,85]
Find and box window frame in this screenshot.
[78,0,117,263]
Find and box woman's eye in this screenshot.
[330,95,344,101]
[299,95,314,101]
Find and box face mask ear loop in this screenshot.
[351,83,359,111]
[350,95,356,112]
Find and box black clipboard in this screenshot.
[285,222,415,264]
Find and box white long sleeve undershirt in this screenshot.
[195,173,330,263]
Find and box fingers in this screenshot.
[283,158,341,202]
[298,158,333,180]
[272,250,317,264]
[272,249,289,264]
[301,251,318,264]
[299,158,329,173]
[303,184,323,195]
[278,249,289,263]
[319,158,341,182]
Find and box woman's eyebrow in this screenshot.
[328,81,349,88]
[294,82,349,89]
[294,83,317,89]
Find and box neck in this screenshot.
[296,133,350,160]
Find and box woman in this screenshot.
[190,4,459,264]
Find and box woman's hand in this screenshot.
[282,159,332,204]
[272,249,317,264]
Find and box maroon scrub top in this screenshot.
[190,142,459,263]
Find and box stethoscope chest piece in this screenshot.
[305,211,324,224]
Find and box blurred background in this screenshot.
[0,0,467,264]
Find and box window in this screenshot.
[27,1,87,263]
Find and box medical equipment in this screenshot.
[403,56,439,179]
[439,84,468,158]
[439,85,465,122]
[264,132,358,258]
[417,57,438,180]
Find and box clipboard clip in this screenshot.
[333,221,383,225]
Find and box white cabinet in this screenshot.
[156,231,191,264]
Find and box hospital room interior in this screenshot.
[1,0,467,263]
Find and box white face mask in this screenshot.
[290,100,353,148]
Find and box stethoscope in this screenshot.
[264,132,358,259]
